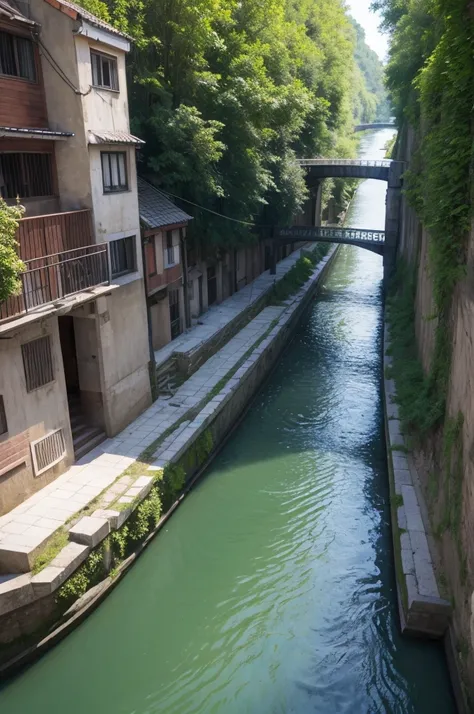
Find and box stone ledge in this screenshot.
[383,325,451,638]
[68,517,110,548]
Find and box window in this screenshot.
[0,153,53,199]
[91,50,118,90]
[110,236,136,278]
[0,31,36,81]
[0,396,7,435]
[101,152,128,193]
[165,230,174,266]
[146,237,157,277]
[21,336,54,392]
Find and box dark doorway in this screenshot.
[169,288,181,339]
[198,276,203,315]
[207,265,217,306]
[58,316,79,396]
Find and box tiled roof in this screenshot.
[0,0,36,25]
[0,126,73,138]
[88,130,144,145]
[138,178,193,229]
[43,0,133,41]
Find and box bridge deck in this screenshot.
[278,226,385,254]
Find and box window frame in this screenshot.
[0,152,54,200]
[91,49,119,91]
[110,235,137,279]
[21,335,55,393]
[101,151,128,194]
[0,395,7,436]
[146,235,157,278]
[0,30,37,83]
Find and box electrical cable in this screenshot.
[36,37,89,95]
[154,186,268,229]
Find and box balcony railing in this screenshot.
[0,244,110,323]
[17,209,94,261]
[164,244,180,269]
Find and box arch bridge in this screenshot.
[354,123,396,132]
[296,158,395,182]
[277,226,385,256]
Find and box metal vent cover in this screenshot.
[31,428,66,476]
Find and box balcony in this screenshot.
[0,244,110,323]
[17,209,94,261]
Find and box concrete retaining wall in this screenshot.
[383,324,451,638]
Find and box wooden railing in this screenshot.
[17,209,94,261]
[0,244,110,323]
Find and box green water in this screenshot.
[0,131,456,713]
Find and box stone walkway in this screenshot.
[0,303,286,573]
[154,247,308,367]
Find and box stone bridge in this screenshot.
[277,226,386,256]
[288,158,404,284]
[296,158,397,182]
[354,123,396,132]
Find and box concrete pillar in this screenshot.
[384,162,403,287]
[313,181,323,226]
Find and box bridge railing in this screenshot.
[296,159,392,168]
[278,226,385,245]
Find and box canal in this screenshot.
[0,130,456,713]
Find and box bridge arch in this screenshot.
[277,226,385,256]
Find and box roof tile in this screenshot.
[138,178,193,230]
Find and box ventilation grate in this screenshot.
[31,429,66,476]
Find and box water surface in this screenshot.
[0,130,455,714]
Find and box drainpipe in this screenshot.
[180,228,191,329]
[270,225,277,275]
[140,227,155,368]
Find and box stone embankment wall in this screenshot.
[0,247,338,676]
[393,123,474,710]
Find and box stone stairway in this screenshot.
[68,396,106,461]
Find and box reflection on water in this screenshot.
[0,131,456,714]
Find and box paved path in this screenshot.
[155,247,308,366]
[0,304,286,572]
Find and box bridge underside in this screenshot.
[278,226,386,256]
[303,165,390,182]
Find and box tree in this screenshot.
[0,199,25,303]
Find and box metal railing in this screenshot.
[278,226,385,245]
[0,244,110,322]
[296,159,392,168]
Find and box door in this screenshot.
[198,276,203,315]
[58,316,79,395]
[169,288,181,339]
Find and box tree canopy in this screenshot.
[79,0,379,250]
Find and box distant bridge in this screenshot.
[297,158,394,182]
[277,226,386,256]
[354,123,396,132]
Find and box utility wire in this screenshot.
[37,37,89,95]
[155,186,268,229]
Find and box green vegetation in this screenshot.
[75,0,379,254]
[350,17,391,123]
[0,199,25,303]
[271,245,329,303]
[376,0,474,424]
[31,529,68,575]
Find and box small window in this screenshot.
[110,236,136,278]
[0,153,53,199]
[0,31,36,81]
[0,396,7,435]
[21,336,54,392]
[101,152,128,193]
[91,50,118,90]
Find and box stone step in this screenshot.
[74,430,106,461]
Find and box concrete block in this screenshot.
[68,516,110,548]
[401,547,415,575]
[92,509,122,530]
[397,506,407,531]
[394,468,412,493]
[0,573,35,615]
[0,543,38,574]
[50,542,90,575]
[412,551,439,598]
[401,486,425,532]
[31,566,69,597]
[392,453,409,471]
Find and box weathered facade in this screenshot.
[0,0,151,515]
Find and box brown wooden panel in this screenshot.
[0,31,48,129]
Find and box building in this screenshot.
[138,177,192,350]
[0,0,151,515]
